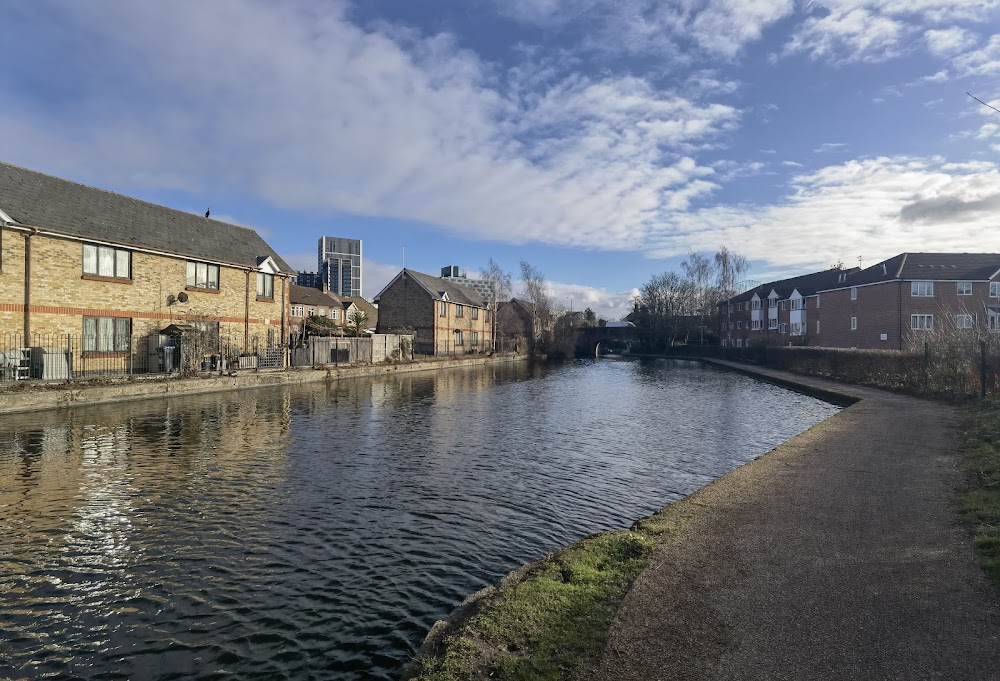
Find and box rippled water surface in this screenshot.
[0,358,840,679]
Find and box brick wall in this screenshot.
[815,279,999,350]
[0,228,288,347]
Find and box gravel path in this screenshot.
[579,364,1000,681]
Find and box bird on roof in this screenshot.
[205,208,210,218]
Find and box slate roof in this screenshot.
[391,268,488,307]
[822,253,1000,290]
[728,267,858,304]
[0,162,291,272]
[289,284,344,308]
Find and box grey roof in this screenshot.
[289,284,344,307]
[820,253,1000,291]
[397,268,488,307]
[728,267,858,304]
[0,162,292,272]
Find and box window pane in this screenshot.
[83,318,97,351]
[197,263,208,288]
[97,317,114,351]
[83,245,98,274]
[115,250,130,279]
[186,262,196,286]
[115,318,131,351]
[208,265,219,289]
[257,273,265,297]
[98,246,115,277]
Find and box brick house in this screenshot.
[721,253,1000,350]
[375,268,492,355]
[0,162,291,368]
[813,253,1000,350]
[720,267,855,348]
[290,284,347,337]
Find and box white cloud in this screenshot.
[542,280,639,321]
[2,1,743,256]
[781,160,805,167]
[643,156,1000,272]
[924,27,977,56]
[954,34,1000,77]
[814,142,847,153]
[785,8,904,63]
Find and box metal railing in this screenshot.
[0,332,286,382]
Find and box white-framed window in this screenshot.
[768,296,777,309]
[956,314,974,329]
[957,281,973,295]
[816,320,821,334]
[471,307,479,320]
[256,272,274,299]
[471,330,479,345]
[307,307,315,316]
[186,261,220,290]
[911,314,933,330]
[752,319,762,330]
[318,308,327,317]
[84,244,131,280]
[82,316,131,353]
[737,321,743,329]
[331,309,339,320]
[816,296,820,308]
[768,318,778,329]
[991,282,1000,298]
[791,322,802,335]
[790,298,804,310]
[850,316,857,330]
[291,305,304,317]
[454,329,464,346]
[455,304,464,317]
[439,300,447,316]
[778,323,787,333]
[911,281,934,297]
[752,299,762,310]
[736,339,743,348]
[850,287,857,300]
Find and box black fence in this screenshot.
[0,332,283,382]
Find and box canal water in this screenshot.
[0,358,840,679]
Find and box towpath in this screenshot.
[580,361,1000,680]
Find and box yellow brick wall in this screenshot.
[0,228,289,348]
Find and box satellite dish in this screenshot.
[166,294,176,306]
[177,292,189,303]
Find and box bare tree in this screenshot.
[519,260,554,351]
[483,258,512,351]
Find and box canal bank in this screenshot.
[407,362,1000,680]
[0,353,527,415]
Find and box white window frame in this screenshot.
[816,320,820,334]
[439,300,447,316]
[778,323,787,333]
[768,296,778,309]
[911,314,933,330]
[454,329,464,346]
[956,314,974,329]
[186,261,220,290]
[768,318,778,330]
[850,287,857,300]
[991,282,1000,298]
[291,305,304,317]
[957,281,973,295]
[331,309,339,320]
[471,330,479,345]
[752,319,762,330]
[736,321,742,329]
[455,304,464,317]
[850,316,857,331]
[736,339,743,348]
[471,307,479,320]
[911,281,934,297]
[752,299,762,310]
[84,243,131,280]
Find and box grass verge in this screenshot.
[961,400,1000,589]
[404,511,687,680]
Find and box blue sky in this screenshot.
[4,1,1000,319]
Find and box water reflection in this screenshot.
[0,359,838,679]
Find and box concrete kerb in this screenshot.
[0,354,529,415]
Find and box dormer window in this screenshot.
[838,273,846,283]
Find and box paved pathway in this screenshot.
[580,363,1000,680]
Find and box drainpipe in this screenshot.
[244,270,251,353]
[898,280,903,351]
[23,229,38,341]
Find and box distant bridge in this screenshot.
[577,325,638,357]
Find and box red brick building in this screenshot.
[721,253,1000,350]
